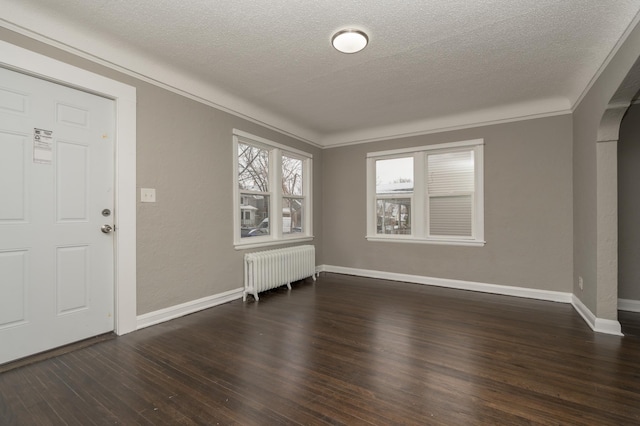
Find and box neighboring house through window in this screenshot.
[233,129,313,249]
[366,139,485,246]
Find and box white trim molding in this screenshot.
[137,288,244,330]
[571,295,623,336]
[319,265,572,303]
[321,100,571,148]
[319,265,626,336]
[0,40,138,336]
[618,298,640,313]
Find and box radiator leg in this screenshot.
[244,288,259,302]
[286,282,292,290]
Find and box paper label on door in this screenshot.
[33,128,53,164]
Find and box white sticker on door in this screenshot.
[33,128,53,164]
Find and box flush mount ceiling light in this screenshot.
[331,29,369,54]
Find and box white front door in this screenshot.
[0,67,115,364]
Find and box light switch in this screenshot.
[140,188,156,203]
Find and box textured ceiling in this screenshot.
[3,0,640,146]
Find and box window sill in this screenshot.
[366,236,485,247]
[234,236,314,250]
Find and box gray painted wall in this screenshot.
[322,116,574,292]
[134,83,323,314]
[572,20,640,319]
[619,104,640,301]
[0,28,323,315]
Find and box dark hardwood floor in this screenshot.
[620,310,640,338]
[1,273,640,425]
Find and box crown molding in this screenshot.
[320,99,572,148]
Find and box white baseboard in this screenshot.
[318,265,572,303]
[133,268,630,336]
[318,265,624,336]
[571,295,623,335]
[136,288,244,330]
[618,298,640,313]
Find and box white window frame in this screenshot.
[233,129,313,249]
[366,139,485,246]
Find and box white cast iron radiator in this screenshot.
[243,245,316,301]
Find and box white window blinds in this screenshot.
[427,150,475,237]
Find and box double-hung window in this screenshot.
[233,129,313,249]
[366,139,484,246]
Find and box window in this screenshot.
[366,139,484,246]
[233,129,313,249]
[375,157,413,235]
[282,155,304,235]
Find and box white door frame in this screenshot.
[0,40,137,335]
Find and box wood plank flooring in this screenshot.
[1,273,640,425]
[620,310,640,338]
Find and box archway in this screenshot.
[617,97,640,335]
[595,57,640,335]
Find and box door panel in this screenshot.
[0,86,29,115]
[57,103,89,128]
[0,67,115,364]
[0,131,28,221]
[56,140,89,221]
[56,245,89,314]
[0,250,28,328]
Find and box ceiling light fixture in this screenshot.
[331,29,368,54]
